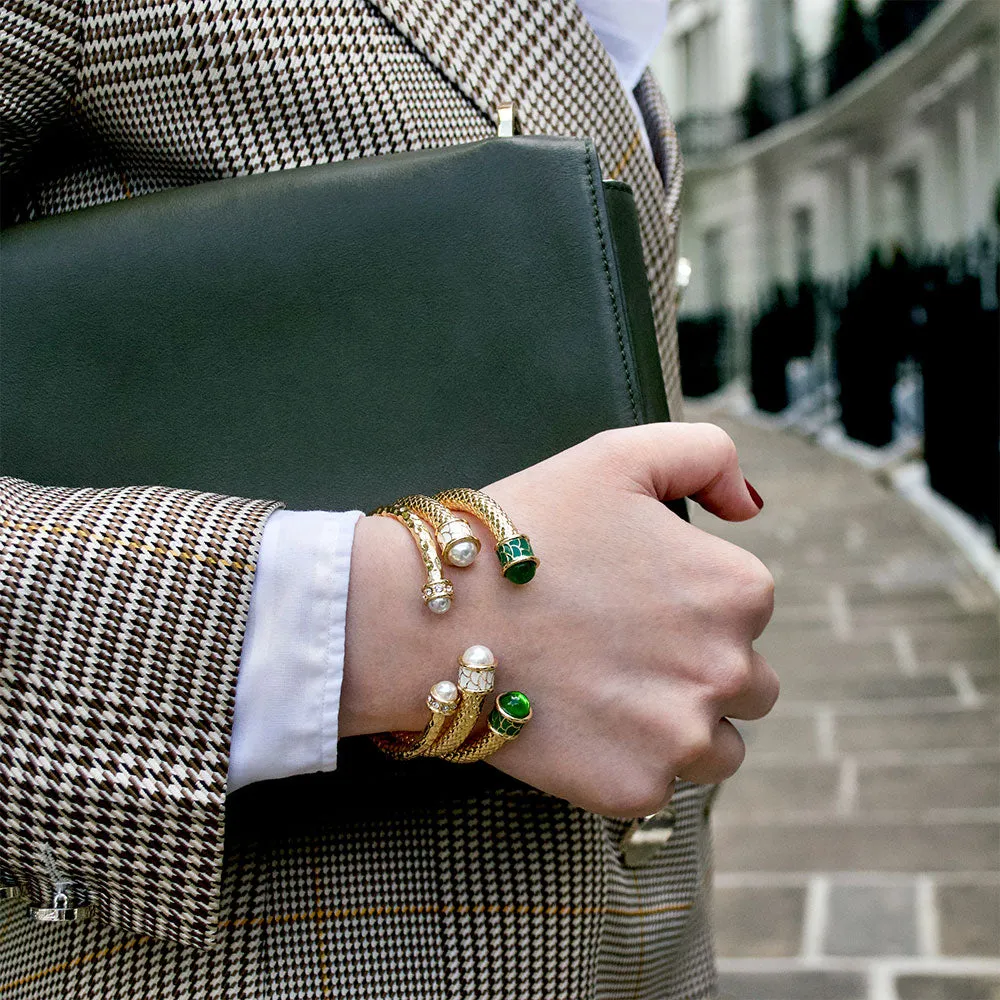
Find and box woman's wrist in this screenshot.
[340,511,508,739]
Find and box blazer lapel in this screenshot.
[368,0,646,178]
[369,0,684,417]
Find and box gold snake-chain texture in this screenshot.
[371,503,448,584]
[434,488,518,542]
[371,703,456,760]
[395,494,461,532]
[423,690,489,757]
[441,728,514,764]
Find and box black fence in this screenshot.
[919,244,1000,543]
[676,0,942,157]
[679,232,1000,545]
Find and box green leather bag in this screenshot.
[1,134,678,816]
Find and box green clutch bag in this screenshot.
[1,134,678,817]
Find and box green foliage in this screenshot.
[741,70,776,138]
[826,0,878,96]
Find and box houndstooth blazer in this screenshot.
[0,2,718,997]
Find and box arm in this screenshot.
[0,477,278,947]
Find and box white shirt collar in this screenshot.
[576,0,669,92]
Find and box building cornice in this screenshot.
[684,0,998,176]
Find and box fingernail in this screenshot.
[745,479,764,510]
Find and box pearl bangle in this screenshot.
[371,679,461,759]
[371,502,455,613]
[434,488,540,584]
[395,494,481,568]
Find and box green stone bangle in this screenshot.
[495,535,538,585]
[442,690,532,764]
[435,488,540,585]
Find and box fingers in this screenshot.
[723,649,780,722]
[675,718,746,785]
[601,423,763,522]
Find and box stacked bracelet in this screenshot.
[371,644,532,764]
[435,488,540,584]
[369,488,537,764]
[372,502,455,613]
[424,645,496,757]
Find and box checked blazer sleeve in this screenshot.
[0,0,81,195]
[0,477,280,947]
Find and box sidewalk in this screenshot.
[684,405,1000,1000]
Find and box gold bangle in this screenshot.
[441,691,533,764]
[395,495,481,567]
[434,488,539,584]
[423,644,496,757]
[372,503,455,613]
[371,680,461,759]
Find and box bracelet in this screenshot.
[441,690,533,763]
[423,644,496,757]
[435,488,539,584]
[370,680,461,759]
[395,494,481,568]
[371,502,455,613]
[369,488,538,763]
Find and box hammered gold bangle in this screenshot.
[395,495,481,568]
[372,502,455,613]
[424,644,496,757]
[371,680,461,759]
[435,488,539,584]
[441,690,533,764]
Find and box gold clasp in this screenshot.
[496,101,521,138]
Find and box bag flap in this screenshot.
[1,136,667,510]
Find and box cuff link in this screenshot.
[31,886,94,923]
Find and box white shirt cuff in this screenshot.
[228,508,364,793]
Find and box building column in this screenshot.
[955,101,978,239]
[848,154,871,266]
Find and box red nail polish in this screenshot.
[745,479,764,510]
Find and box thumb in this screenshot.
[609,422,763,522]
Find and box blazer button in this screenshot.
[31,887,94,923]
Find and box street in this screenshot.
[686,409,1000,1000]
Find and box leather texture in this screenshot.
[1,135,668,512]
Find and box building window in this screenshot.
[680,17,719,114]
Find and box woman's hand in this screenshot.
[341,423,777,817]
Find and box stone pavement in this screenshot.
[683,405,1000,1000]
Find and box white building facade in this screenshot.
[652,0,1000,330]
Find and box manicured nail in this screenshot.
[745,479,764,510]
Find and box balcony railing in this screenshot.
[676,0,942,157]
